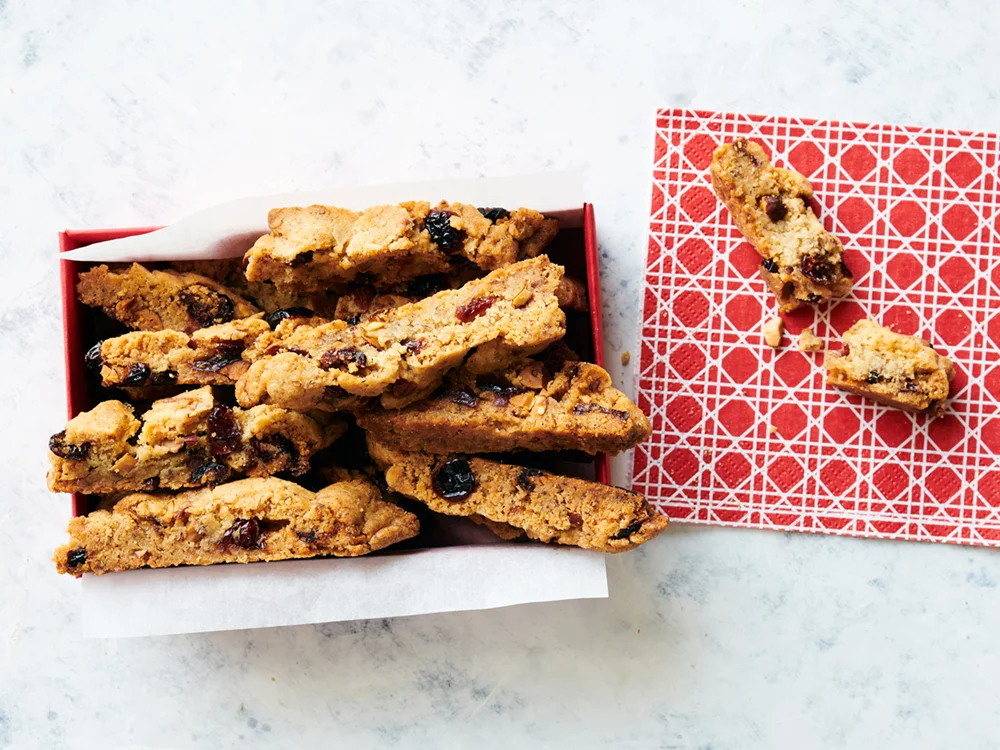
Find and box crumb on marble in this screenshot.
[621,350,631,366]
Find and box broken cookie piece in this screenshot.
[824,319,954,416]
[78,263,260,333]
[357,348,651,455]
[763,317,784,348]
[368,438,668,553]
[54,476,419,576]
[798,327,824,353]
[47,386,342,494]
[243,201,559,290]
[710,138,854,313]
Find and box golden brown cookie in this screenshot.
[54,476,419,576]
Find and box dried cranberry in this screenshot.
[121,362,151,385]
[180,287,235,328]
[290,250,314,268]
[48,430,90,461]
[807,294,822,304]
[478,381,524,406]
[319,347,367,370]
[571,403,631,421]
[456,295,497,322]
[902,380,920,393]
[568,512,584,528]
[249,435,300,472]
[404,339,427,355]
[296,530,318,544]
[478,207,509,223]
[431,458,476,500]
[450,388,479,408]
[66,548,87,568]
[517,467,544,491]
[191,460,230,486]
[324,385,350,401]
[345,315,361,326]
[407,274,446,297]
[425,209,464,252]
[867,371,882,384]
[734,138,761,166]
[150,369,178,386]
[760,258,779,274]
[221,518,264,550]
[800,255,835,285]
[351,285,375,312]
[208,406,241,456]
[761,195,786,222]
[84,341,104,372]
[143,476,161,491]
[266,307,314,329]
[613,520,644,540]
[191,341,245,372]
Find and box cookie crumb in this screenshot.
[798,327,823,352]
[763,317,783,348]
[768,424,778,435]
[621,351,631,366]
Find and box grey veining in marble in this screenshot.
[2,0,1000,747]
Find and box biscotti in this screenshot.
[244,201,559,290]
[710,138,854,312]
[78,263,260,333]
[357,349,650,455]
[54,476,419,576]
[368,438,668,553]
[47,387,342,493]
[825,319,954,415]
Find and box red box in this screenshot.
[58,204,610,519]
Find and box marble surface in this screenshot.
[2,1,1000,747]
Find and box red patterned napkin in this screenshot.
[633,109,1000,546]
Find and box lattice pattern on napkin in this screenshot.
[633,109,1000,546]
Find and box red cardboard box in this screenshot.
[57,204,610,521]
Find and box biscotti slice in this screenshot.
[47,387,342,494]
[243,201,559,290]
[78,263,260,333]
[167,259,340,317]
[236,255,567,412]
[54,476,419,576]
[368,438,668,553]
[93,314,272,388]
[825,319,954,416]
[710,138,854,313]
[357,349,650,455]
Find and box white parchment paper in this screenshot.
[82,546,608,638]
[59,171,584,262]
[72,171,607,637]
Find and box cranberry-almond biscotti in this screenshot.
[825,319,954,415]
[710,138,854,313]
[92,257,567,412]
[78,263,261,333]
[54,476,419,576]
[47,387,343,494]
[243,201,559,290]
[356,347,651,455]
[368,438,668,553]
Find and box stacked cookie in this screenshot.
[49,201,667,576]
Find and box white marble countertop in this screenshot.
[3,1,1000,747]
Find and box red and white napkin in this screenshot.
[634,109,1000,546]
